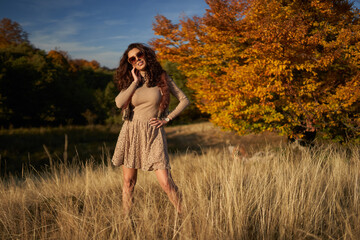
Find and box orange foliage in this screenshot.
[70,59,100,71]
[47,50,101,71]
[47,50,70,68]
[151,0,360,142]
[0,18,29,48]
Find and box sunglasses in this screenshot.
[128,52,144,64]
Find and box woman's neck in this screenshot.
[140,70,146,78]
[140,71,149,82]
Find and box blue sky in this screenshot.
[0,0,209,68]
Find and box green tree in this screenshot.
[162,61,208,124]
[0,43,51,126]
[103,81,122,125]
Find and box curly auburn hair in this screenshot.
[114,43,170,115]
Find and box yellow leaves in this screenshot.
[293,63,315,73]
[327,75,360,110]
[310,0,334,15]
[262,59,291,77]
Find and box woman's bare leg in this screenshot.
[155,169,182,213]
[122,166,138,213]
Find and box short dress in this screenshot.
[111,77,189,171]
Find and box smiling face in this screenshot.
[128,48,146,71]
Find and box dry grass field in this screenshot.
[0,122,359,239]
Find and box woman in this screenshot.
[112,43,189,214]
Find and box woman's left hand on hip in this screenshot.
[149,118,167,128]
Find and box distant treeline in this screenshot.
[0,18,205,128]
[0,42,117,127]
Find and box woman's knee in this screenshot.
[123,177,136,190]
[122,167,137,190]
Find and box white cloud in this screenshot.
[19,21,34,27]
[25,0,84,11]
[104,20,127,26]
[29,10,96,50]
[34,40,104,53]
[31,27,120,68]
[51,24,79,38]
[108,35,129,40]
[29,11,87,44]
[32,37,119,68]
[75,51,123,69]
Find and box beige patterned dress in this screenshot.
[111,77,189,171]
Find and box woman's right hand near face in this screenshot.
[131,67,140,84]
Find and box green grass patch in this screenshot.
[0,125,121,177]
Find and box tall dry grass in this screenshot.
[0,143,359,239]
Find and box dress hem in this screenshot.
[118,163,171,172]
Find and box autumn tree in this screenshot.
[70,59,101,71]
[0,18,29,48]
[151,0,360,143]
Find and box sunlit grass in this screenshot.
[0,140,359,239]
